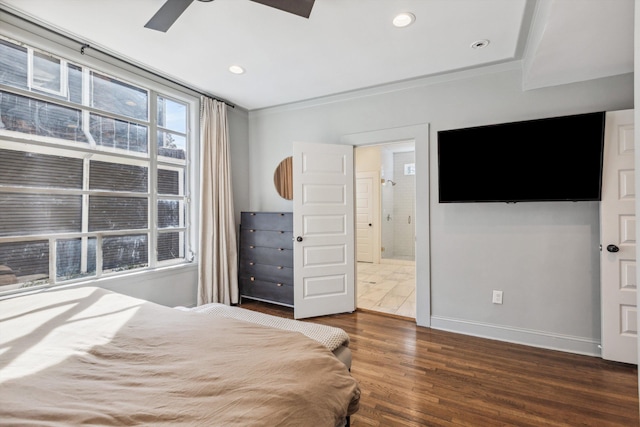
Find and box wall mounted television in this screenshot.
[437,111,606,203]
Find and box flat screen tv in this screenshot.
[437,112,606,203]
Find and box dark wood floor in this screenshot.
[239,300,639,426]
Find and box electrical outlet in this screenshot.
[492,290,503,304]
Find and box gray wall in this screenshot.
[228,108,251,224]
[246,62,634,355]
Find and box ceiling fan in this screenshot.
[145,0,315,32]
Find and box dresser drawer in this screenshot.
[241,212,293,231]
[238,211,294,307]
[239,277,293,306]
[239,261,293,285]
[240,229,293,249]
[240,246,293,268]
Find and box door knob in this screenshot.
[296,236,303,242]
[606,244,620,253]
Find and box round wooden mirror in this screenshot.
[273,156,293,200]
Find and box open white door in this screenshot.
[293,142,355,319]
[601,109,636,364]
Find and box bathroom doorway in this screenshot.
[355,141,416,318]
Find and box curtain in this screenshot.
[197,97,238,306]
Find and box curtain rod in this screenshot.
[78,43,235,109]
[2,7,235,109]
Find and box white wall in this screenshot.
[390,151,415,260]
[380,148,394,258]
[246,62,634,355]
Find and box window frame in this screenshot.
[0,31,200,295]
[30,48,68,97]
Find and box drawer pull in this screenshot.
[280,230,284,234]
[249,262,255,266]
[277,266,283,270]
[249,229,255,232]
[279,213,284,216]
[278,248,283,251]
[249,245,255,249]
[276,283,283,287]
[250,213,256,216]
[250,276,255,281]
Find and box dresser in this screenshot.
[238,212,293,307]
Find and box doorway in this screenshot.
[355,141,416,318]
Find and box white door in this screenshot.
[356,172,376,263]
[601,109,636,364]
[293,142,355,319]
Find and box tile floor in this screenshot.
[356,261,415,318]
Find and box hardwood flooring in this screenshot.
[239,300,639,426]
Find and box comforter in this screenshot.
[0,286,360,426]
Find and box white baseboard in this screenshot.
[430,315,602,357]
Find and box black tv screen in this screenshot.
[437,112,606,203]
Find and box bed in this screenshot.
[0,286,360,426]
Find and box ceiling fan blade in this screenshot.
[250,0,315,18]
[145,0,196,32]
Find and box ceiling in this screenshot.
[0,0,634,111]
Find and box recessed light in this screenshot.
[393,12,415,28]
[229,65,245,74]
[471,39,490,49]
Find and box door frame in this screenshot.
[341,123,430,327]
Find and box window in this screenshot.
[0,36,195,293]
